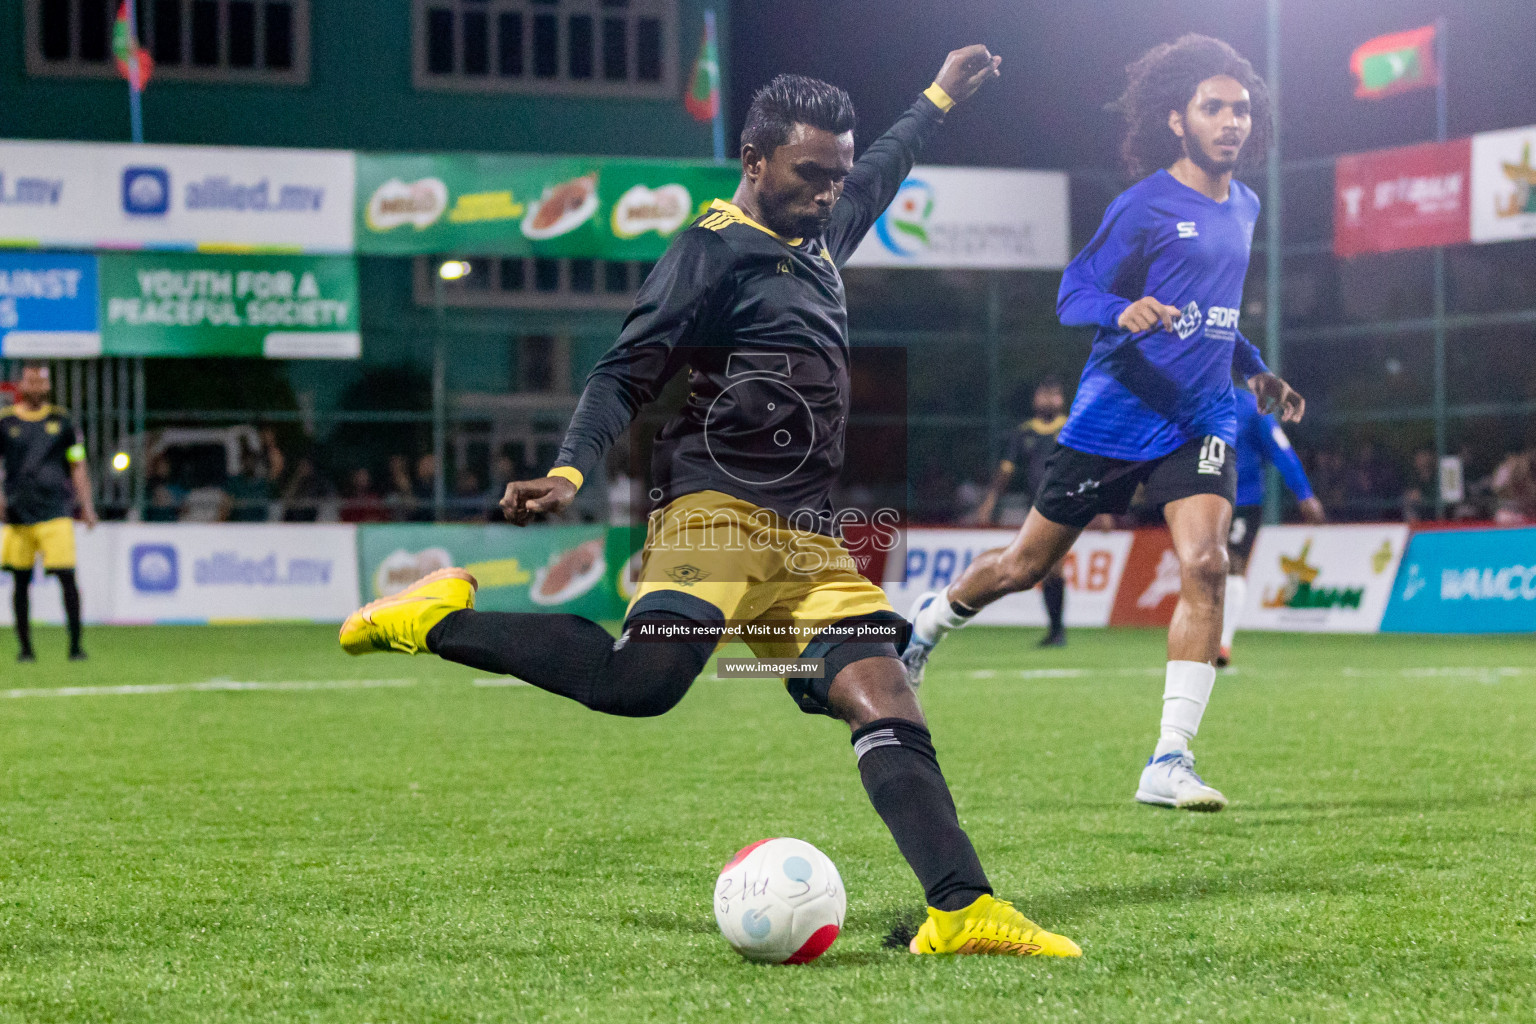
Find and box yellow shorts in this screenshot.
[2,517,77,571]
[627,490,901,714]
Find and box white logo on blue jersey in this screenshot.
[1174,301,1203,339]
[1177,221,1199,239]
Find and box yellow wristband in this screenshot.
[547,466,584,492]
[923,82,956,112]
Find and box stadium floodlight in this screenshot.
[111,452,131,472]
[438,260,472,281]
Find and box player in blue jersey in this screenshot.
[904,35,1306,812]
[1218,386,1325,667]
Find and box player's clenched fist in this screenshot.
[500,476,577,526]
[933,45,1002,105]
[1117,296,1183,334]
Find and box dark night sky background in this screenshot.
[729,0,1535,173]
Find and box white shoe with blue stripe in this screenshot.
[1135,750,1227,812]
[900,591,942,690]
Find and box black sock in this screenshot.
[53,569,82,653]
[425,609,716,718]
[1042,575,1065,633]
[11,569,32,655]
[851,718,992,911]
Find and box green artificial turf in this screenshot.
[1,624,1533,1022]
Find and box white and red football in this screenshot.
[713,837,845,964]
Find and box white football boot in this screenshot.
[900,590,942,690]
[1135,749,1228,812]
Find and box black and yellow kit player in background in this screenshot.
[974,377,1070,647]
[0,363,97,662]
[343,47,1081,958]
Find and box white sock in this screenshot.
[1220,575,1247,651]
[1154,660,1216,758]
[912,587,975,644]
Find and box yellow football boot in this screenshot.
[339,568,477,656]
[909,894,1081,958]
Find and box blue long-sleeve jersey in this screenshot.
[1233,386,1313,507]
[1056,169,1269,461]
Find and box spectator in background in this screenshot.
[384,454,416,521]
[340,467,391,523]
[1346,442,1402,521]
[144,454,185,522]
[488,453,518,520]
[280,456,332,522]
[410,453,437,522]
[225,451,272,522]
[257,426,286,485]
[452,469,487,522]
[1402,448,1440,524]
[1491,448,1536,525]
[1308,448,1350,514]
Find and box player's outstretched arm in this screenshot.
[823,45,1000,264]
[512,230,731,526]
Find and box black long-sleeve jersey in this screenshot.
[553,91,951,529]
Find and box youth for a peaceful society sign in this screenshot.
[98,252,359,358]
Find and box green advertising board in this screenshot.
[99,252,360,358]
[355,153,739,258]
[357,522,644,619]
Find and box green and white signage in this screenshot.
[356,153,739,258]
[98,252,359,358]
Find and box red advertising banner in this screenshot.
[1334,138,1471,257]
[1108,528,1181,628]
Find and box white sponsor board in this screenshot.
[1242,524,1408,633]
[846,166,1070,270]
[0,140,356,253]
[0,525,113,626]
[1470,125,1536,244]
[108,524,359,624]
[884,528,1132,627]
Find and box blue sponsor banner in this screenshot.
[0,251,101,356]
[1381,527,1536,633]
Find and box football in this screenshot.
[713,838,846,964]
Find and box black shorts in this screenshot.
[1033,436,1237,528]
[1227,505,1262,560]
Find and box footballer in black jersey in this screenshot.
[342,49,1082,956]
[975,378,1070,646]
[0,364,96,661]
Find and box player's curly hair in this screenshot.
[1109,34,1272,179]
[740,74,856,158]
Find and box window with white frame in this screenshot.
[26,0,309,84]
[413,0,676,97]
[414,256,656,311]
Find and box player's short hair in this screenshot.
[1035,375,1065,394]
[1109,34,1272,179]
[740,74,856,159]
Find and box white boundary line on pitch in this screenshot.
[0,679,418,699]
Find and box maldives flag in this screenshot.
[1350,25,1437,100]
[684,16,720,122]
[113,0,153,89]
